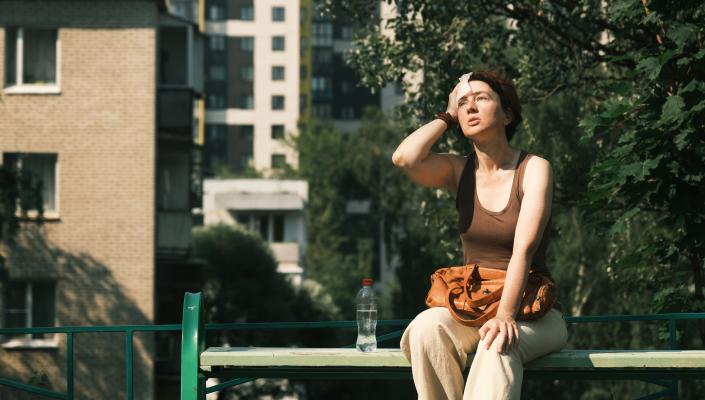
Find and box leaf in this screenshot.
[667,23,698,48]
[660,95,685,124]
[674,132,689,150]
[636,57,662,80]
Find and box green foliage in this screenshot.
[307,1,705,396]
[191,224,333,334]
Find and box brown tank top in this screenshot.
[455,150,553,278]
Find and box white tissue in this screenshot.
[456,72,474,103]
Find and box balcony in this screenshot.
[270,242,300,264]
[164,0,200,25]
[157,210,193,257]
[158,88,194,140]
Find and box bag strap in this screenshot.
[461,264,504,307]
[446,292,501,327]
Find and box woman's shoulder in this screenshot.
[520,153,552,196]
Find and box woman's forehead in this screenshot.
[468,80,494,93]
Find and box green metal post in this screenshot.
[126,329,134,400]
[66,332,74,399]
[181,292,205,400]
[668,318,679,399]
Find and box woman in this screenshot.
[391,71,568,400]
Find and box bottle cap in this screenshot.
[362,278,373,286]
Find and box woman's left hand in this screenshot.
[479,314,520,354]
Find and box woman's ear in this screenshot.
[503,108,514,126]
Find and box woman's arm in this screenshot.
[391,82,464,193]
[478,156,554,353]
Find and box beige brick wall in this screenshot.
[0,1,158,399]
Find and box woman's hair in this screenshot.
[457,70,523,142]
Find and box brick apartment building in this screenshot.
[0,1,204,398]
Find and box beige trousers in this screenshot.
[400,307,568,400]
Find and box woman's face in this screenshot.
[457,80,511,139]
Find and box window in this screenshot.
[299,94,307,113]
[271,95,285,110]
[300,7,308,24]
[341,80,352,94]
[205,125,227,171]
[341,25,354,40]
[312,104,332,118]
[2,281,56,343]
[313,49,332,64]
[395,81,405,96]
[209,65,225,81]
[240,155,253,170]
[239,4,254,20]
[3,153,58,213]
[300,37,308,56]
[5,28,59,89]
[300,65,308,80]
[238,37,254,52]
[240,65,254,82]
[273,215,284,242]
[272,6,285,21]
[209,4,225,20]
[271,66,285,81]
[236,214,250,227]
[341,106,355,120]
[237,94,254,109]
[209,36,225,51]
[271,154,287,169]
[207,94,225,109]
[312,23,333,46]
[258,215,269,240]
[207,124,226,142]
[271,125,285,139]
[239,125,254,143]
[312,76,328,91]
[272,36,285,51]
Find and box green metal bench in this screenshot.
[180,292,705,400]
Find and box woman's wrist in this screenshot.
[434,111,456,129]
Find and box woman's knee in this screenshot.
[404,307,454,346]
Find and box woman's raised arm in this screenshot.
[391,82,465,194]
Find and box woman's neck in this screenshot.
[472,137,519,174]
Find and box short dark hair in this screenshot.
[459,70,523,142]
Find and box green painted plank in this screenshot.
[202,348,410,368]
[201,348,705,370]
[526,350,705,369]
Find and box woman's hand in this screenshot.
[478,314,520,355]
[446,82,461,121]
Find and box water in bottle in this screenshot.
[356,278,377,352]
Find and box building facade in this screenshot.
[0,1,204,398]
[203,0,301,176]
[202,178,308,286]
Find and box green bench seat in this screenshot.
[181,292,705,400]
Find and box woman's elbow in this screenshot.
[392,150,409,168]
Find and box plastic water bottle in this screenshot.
[356,278,377,352]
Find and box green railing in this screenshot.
[1,309,705,399]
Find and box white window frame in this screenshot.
[3,152,60,219]
[2,281,58,349]
[4,27,61,95]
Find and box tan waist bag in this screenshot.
[425,264,557,327]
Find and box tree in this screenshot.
[191,224,340,399]
[307,1,705,397]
